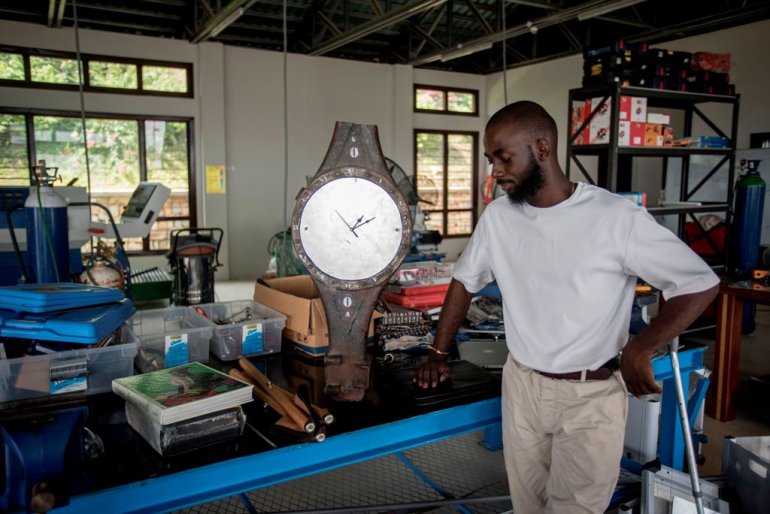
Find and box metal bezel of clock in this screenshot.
[292,166,412,290]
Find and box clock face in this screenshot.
[297,176,407,282]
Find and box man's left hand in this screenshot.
[620,344,661,396]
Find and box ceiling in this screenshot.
[1,0,769,74]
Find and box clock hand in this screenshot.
[357,216,376,228]
[335,210,354,230]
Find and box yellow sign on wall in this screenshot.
[206,165,226,194]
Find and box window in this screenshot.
[0,46,192,97]
[30,56,81,85]
[0,109,195,254]
[415,130,478,237]
[0,114,29,185]
[0,52,24,80]
[414,85,478,116]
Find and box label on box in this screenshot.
[630,122,645,146]
[50,376,87,395]
[164,334,190,367]
[242,323,264,355]
[647,112,671,124]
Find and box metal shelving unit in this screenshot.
[566,84,740,269]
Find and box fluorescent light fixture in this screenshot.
[210,7,245,38]
[577,0,647,21]
[440,41,493,62]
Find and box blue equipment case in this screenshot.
[0,283,125,313]
[0,299,135,344]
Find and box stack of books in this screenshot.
[112,362,253,455]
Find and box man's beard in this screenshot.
[503,152,545,204]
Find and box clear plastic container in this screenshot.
[127,307,214,372]
[0,325,139,402]
[196,300,287,361]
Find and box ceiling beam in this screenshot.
[463,0,494,34]
[316,10,343,35]
[308,0,448,56]
[191,0,258,43]
[410,0,644,66]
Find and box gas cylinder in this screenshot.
[24,161,69,283]
[733,159,765,272]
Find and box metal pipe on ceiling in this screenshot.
[191,0,259,43]
[308,0,448,56]
[409,0,646,66]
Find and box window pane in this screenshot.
[146,120,189,216]
[150,219,189,251]
[447,134,473,209]
[447,211,472,236]
[0,114,29,185]
[142,66,187,93]
[415,132,444,210]
[0,53,25,80]
[448,91,475,113]
[33,116,87,187]
[89,61,137,89]
[423,211,443,234]
[86,119,141,230]
[30,56,81,85]
[415,88,445,111]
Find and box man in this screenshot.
[415,101,719,514]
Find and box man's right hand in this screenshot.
[413,354,451,389]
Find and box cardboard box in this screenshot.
[647,112,671,124]
[644,123,664,146]
[570,105,587,145]
[630,122,646,146]
[619,96,647,122]
[252,275,380,356]
[662,125,674,146]
[585,97,611,144]
[619,121,645,146]
[629,96,647,122]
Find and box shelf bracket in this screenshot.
[692,105,730,142]
[685,155,729,200]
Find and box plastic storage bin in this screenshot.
[127,307,214,372]
[0,325,138,402]
[196,300,287,361]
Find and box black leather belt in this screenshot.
[534,356,620,381]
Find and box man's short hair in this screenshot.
[487,101,558,144]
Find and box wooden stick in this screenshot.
[236,361,316,433]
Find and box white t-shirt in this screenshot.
[453,182,719,373]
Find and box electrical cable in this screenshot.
[282,0,289,229]
[71,0,93,212]
[501,0,508,105]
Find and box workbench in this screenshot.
[706,280,770,422]
[4,343,706,513]
[6,352,500,514]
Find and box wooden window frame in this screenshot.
[0,106,196,256]
[0,45,193,98]
[413,129,479,238]
[413,84,479,116]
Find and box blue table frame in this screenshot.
[50,346,703,512]
[651,344,707,471]
[54,398,502,514]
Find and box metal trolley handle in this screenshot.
[169,228,224,269]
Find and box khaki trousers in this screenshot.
[501,356,628,514]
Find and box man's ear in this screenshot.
[535,138,551,161]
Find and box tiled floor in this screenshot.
[206,281,770,513]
